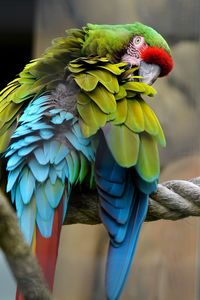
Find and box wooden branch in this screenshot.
[0,191,53,300]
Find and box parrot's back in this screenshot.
[0,23,173,300]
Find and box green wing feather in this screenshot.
[103,124,140,168]
[136,133,160,182]
[0,28,85,153]
[125,99,144,132]
[69,56,165,181]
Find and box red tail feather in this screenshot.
[16,292,24,300]
[16,198,64,299]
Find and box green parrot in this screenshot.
[0,22,173,300]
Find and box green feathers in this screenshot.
[82,23,171,58]
[0,28,85,153]
[70,57,165,182]
[0,23,168,183]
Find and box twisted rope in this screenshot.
[65,177,200,224]
[147,177,200,221]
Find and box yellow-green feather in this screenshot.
[104,124,140,168]
[136,133,160,182]
[87,70,119,93]
[125,99,144,132]
[69,56,165,182]
[74,73,99,91]
[111,98,127,125]
[86,86,116,114]
[77,100,107,132]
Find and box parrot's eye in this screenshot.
[132,36,145,47]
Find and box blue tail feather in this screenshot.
[96,175,126,198]
[99,176,134,224]
[106,193,148,300]
[98,188,127,209]
[95,133,153,300]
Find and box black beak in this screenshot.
[139,61,161,85]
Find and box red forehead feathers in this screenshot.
[141,47,174,77]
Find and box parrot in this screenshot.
[0,22,173,300]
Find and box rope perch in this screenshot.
[148,177,200,221]
[66,177,200,224]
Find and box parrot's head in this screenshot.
[82,22,174,85]
[120,24,173,85]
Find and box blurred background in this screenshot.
[0,0,200,299]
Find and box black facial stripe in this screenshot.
[127,45,139,58]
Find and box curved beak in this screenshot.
[139,61,161,85]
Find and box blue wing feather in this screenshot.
[39,129,54,140]
[36,210,54,238]
[34,147,50,165]
[20,200,36,244]
[7,153,23,170]
[35,184,54,220]
[18,144,38,156]
[54,144,69,165]
[20,168,35,204]
[99,177,134,224]
[6,93,94,247]
[24,135,41,144]
[49,140,61,163]
[45,178,64,208]
[96,175,125,198]
[7,164,23,192]
[28,159,49,182]
[15,185,24,218]
[49,166,58,184]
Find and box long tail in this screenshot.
[16,198,64,300]
[95,134,149,300]
[105,193,148,300]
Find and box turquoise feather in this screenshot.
[6,94,94,244]
[7,164,23,192]
[35,184,54,220]
[54,144,69,164]
[15,185,23,218]
[36,210,54,238]
[18,144,38,156]
[12,128,32,138]
[20,200,36,244]
[51,115,65,124]
[34,147,50,165]
[39,129,54,140]
[48,140,61,163]
[49,166,58,184]
[24,135,41,144]
[7,154,24,171]
[28,159,49,182]
[29,122,53,131]
[45,178,64,208]
[19,168,35,204]
[49,108,62,114]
